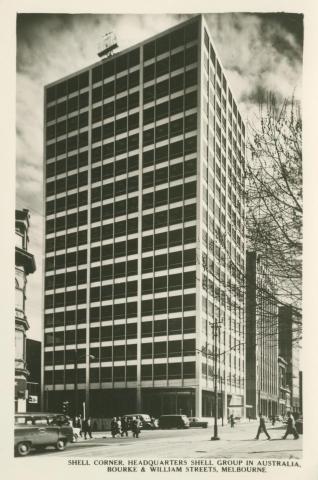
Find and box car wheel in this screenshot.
[16,442,31,456]
[55,439,66,451]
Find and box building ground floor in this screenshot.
[45,387,245,420]
[246,391,279,419]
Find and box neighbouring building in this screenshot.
[26,339,42,412]
[299,370,302,415]
[43,14,246,419]
[15,209,36,412]
[278,305,301,414]
[245,251,279,419]
[278,355,291,417]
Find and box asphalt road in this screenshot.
[20,422,302,460]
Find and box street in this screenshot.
[20,421,302,460]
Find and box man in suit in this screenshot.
[255,413,271,440]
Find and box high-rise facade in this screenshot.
[245,251,279,418]
[43,15,246,418]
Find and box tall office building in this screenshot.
[43,14,246,418]
[245,252,279,418]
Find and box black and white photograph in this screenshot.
[3,1,318,477]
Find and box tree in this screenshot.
[246,94,302,311]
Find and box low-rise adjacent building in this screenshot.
[15,209,36,412]
[26,338,42,412]
[278,355,291,416]
[245,251,279,418]
[278,305,301,414]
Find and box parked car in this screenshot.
[295,416,303,435]
[14,413,73,456]
[158,414,190,429]
[124,414,158,429]
[188,417,208,428]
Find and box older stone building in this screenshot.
[15,209,36,412]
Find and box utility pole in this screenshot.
[211,321,220,441]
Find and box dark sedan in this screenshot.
[188,417,208,428]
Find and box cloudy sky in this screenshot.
[16,12,303,341]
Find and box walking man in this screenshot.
[282,411,299,439]
[83,417,93,439]
[132,417,141,438]
[121,416,129,437]
[255,413,271,440]
[230,414,235,428]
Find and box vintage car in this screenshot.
[188,416,208,428]
[14,413,73,456]
[158,414,190,429]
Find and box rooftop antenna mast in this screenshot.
[97,32,119,59]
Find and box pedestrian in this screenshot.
[83,417,93,439]
[121,416,129,437]
[255,413,271,440]
[271,415,276,426]
[230,414,235,428]
[132,417,141,438]
[78,414,83,437]
[111,417,119,438]
[282,411,299,439]
[150,416,157,429]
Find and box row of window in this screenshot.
[143,114,196,145]
[46,171,88,196]
[46,112,89,141]
[46,94,89,122]
[142,249,196,273]
[143,21,198,60]
[45,250,87,271]
[92,48,140,84]
[143,45,197,82]
[45,269,87,290]
[142,226,196,252]
[142,182,196,211]
[143,69,197,104]
[141,316,195,336]
[91,238,138,262]
[91,197,138,222]
[46,230,87,253]
[44,302,138,326]
[89,91,198,154]
[140,362,195,380]
[46,71,89,102]
[91,175,138,203]
[141,271,196,294]
[46,151,88,178]
[44,361,196,384]
[92,70,140,102]
[142,293,196,315]
[46,210,88,234]
[91,218,138,243]
[45,289,87,309]
[142,204,196,231]
[47,129,131,160]
[46,191,88,215]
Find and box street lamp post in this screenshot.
[211,321,220,441]
[74,351,95,418]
